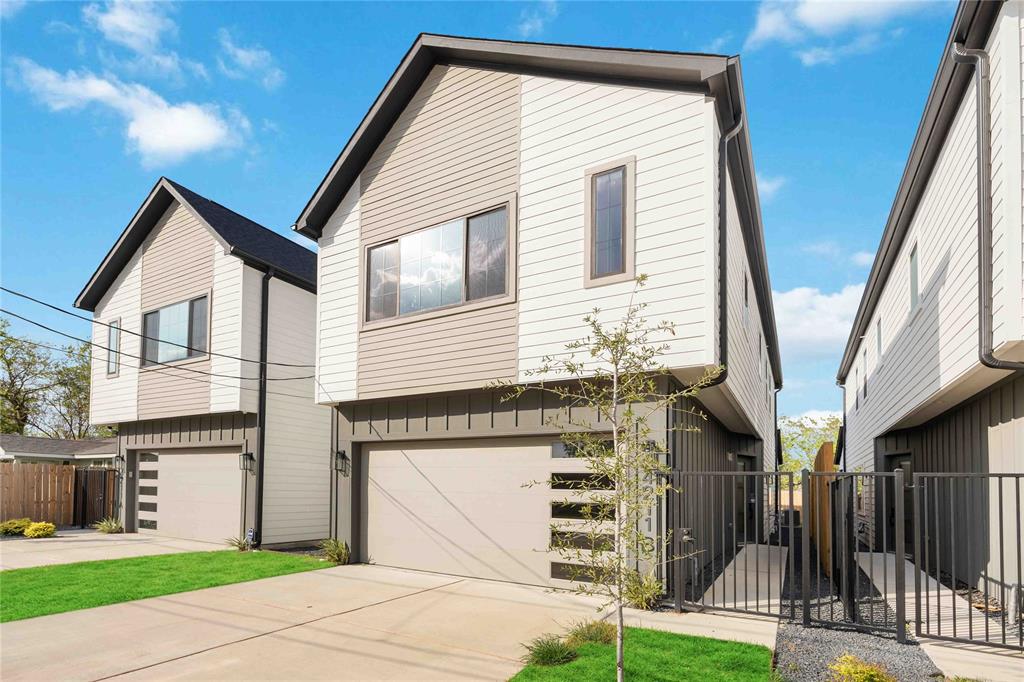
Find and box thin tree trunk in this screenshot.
[612,364,624,682]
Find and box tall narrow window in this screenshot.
[855,368,860,410]
[142,296,209,366]
[909,244,919,310]
[467,207,508,301]
[862,348,868,399]
[592,167,625,278]
[106,320,120,375]
[876,319,882,358]
[367,241,399,321]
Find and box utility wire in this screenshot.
[1,309,314,381]
[16,337,307,400]
[0,286,315,369]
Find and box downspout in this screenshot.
[253,268,275,547]
[706,112,745,388]
[951,43,1024,372]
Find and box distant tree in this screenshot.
[0,319,53,435]
[778,413,842,479]
[31,341,95,439]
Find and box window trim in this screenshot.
[908,243,920,313]
[139,291,212,369]
[583,156,636,288]
[106,317,121,377]
[358,194,518,331]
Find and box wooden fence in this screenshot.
[807,442,835,576]
[0,462,115,527]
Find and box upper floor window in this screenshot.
[876,319,882,358]
[854,367,860,410]
[584,157,635,287]
[862,348,868,399]
[365,204,509,322]
[106,319,120,376]
[909,244,919,310]
[142,296,208,366]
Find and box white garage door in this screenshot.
[363,438,589,586]
[137,448,243,543]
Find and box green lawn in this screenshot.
[0,550,328,622]
[512,627,774,682]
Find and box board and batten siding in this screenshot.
[137,201,216,420]
[90,249,143,425]
[516,75,714,381]
[845,5,1024,473]
[261,278,332,544]
[355,64,521,399]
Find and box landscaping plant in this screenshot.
[0,518,32,536]
[319,538,350,564]
[92,517,123,534]
[493,275,718,682]
[523,634,577,666]
[23,522,56,538]
[565,620,616,648]
[225,536,250,551]
[828,654,895,682]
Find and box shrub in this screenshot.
[624,568,662,610]
[92,517,123,534]
[522,634,577,666]
[0,518,32,536]
[828,654,896,682]
[225,536,249,551]
[23,522,56,538]
[319,538,350,564]
[565,619,616,647]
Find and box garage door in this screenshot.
[137,448,243,543]
[363,438,589,586]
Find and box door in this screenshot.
[136,448,243,543]
[362,437,588,585]
[885,454,913,555]
[735,456,758,542]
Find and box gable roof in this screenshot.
[0,434,117,457]
[836,0,1003,381]
[291,33,782,386]
[75,178,317,311]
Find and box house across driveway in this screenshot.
[0,530,222,571]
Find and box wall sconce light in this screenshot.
[334,450,351,478]
[113,454,125,475]
[239,452,256,472]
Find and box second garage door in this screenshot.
[137,448,243,543]
[362,437,588,586]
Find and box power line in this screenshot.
[15,337,307,400]
[1,309,314,382]
[0,286,314,369]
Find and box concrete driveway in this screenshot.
[0,530,222,570]
[0,564,607,681]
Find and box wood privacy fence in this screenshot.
[807,442,835,576]
[0,462,116,528]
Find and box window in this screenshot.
[909,244,919,310]
[550,472,613,490]
[876,319,882,358]
[743,272,750,325]
[854,368,860,410]
[584,157,635,287]
[862,348,868,400]
[106,319,120,375]
[365,205,510,322]
[142,296,208,366]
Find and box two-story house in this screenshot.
[294,35,782,587]
[838,1,1022,591]
[75,178,332,547]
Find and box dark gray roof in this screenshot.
[0,434,117,456]
[75,178,316,311]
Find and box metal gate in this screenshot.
[72,468,115,528]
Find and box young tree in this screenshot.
[494,277,718,682]
[0,319,54,434]
[778,413,842,480]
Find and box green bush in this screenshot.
[319,538,350,564]
[624,569,662,610]
[23,522,56,538]
[0,518,32,536]
[565,619,616,647]
[92,517,123,534]
[522,634,577,666]
[828,654,895,682]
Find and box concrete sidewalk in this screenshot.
[701,543,789,613]
[0,530,222,570]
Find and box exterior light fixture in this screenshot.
[239,452,256,472]
[334,450,351,477]
[113,454,126,475]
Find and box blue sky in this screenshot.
[0,1,957,418]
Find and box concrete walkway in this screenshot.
[0,564,780,681]
[855,552,1023,682]
[701,543,789,613]
[0,530,222,570]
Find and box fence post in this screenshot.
[801,469,811,626]
[895,468,906,643]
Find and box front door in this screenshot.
[736,456,758,542]
[885,454,913,556]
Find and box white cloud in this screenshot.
[704,32,733,53]
[517,0,559,39]
[851,251,875,267]
[793,0,918,35]
[772,283,864,360]
[801,240,842,259]
[757,173,786,200]
[10,57,249,166]
[796,32,881,66]
[746,3,803,49]
[217,29,285,91]
[1,0,27,20]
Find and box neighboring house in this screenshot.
[294,35,782,587]
[74,178,332,546]
[0,434,117,467]
[837,2,1022,589]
